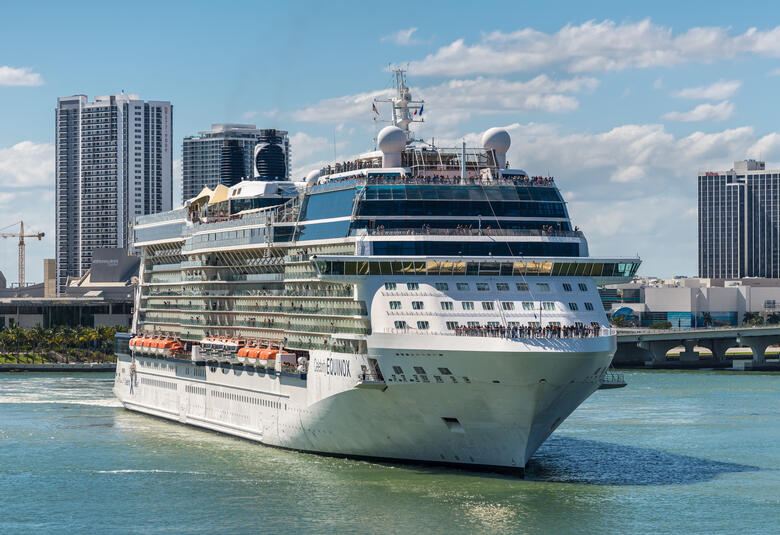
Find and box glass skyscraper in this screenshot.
[55,93,172,293]
[699,160,780,278]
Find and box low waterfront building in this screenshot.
[0,249,137,329]
[602,277,780,329]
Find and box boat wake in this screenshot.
[94,469,206,475]
[0,396,122,408]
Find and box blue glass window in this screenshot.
[296,220,351,241]
[371,241,580,257]
[300,188,356,221]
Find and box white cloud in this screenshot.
[662,100,735,122]
[407,19,780,76]
[381,27,420,46]
[292,74,597,130]
[0,141,54,187]
[746,132,780,161]
[288,132,355,179]
[289,132,330,160]
[0,66,43,86]
[292,88,394,123]
[672,79,742,100]
[242,111,258,119]
[0,141,58,282]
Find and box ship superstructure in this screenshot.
[113,71,639,473]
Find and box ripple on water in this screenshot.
[0,370,778,535]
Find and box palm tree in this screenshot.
[767,312,780,325]
[701,312,713,327]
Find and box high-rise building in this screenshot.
[699,160,780,278]
[182,124,290,203]
[253,129,290,180]
[55,93,172,293]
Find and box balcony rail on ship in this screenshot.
[354,227,584,238]
[312,173,556,190]
[383,325,614,339]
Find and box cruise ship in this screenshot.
[113,70,640,474]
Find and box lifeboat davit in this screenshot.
[159,338,181,357]
[169,340,184,356]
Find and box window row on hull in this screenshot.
[355,200,568,218]
[298,187,569,222]
[350,218,572,232]
[361,184,563,202]
[370,241,582,257]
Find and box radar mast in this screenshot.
[374,68,424,143]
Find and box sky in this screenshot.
[3,0,780,282]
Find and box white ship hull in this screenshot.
[114,334,613,472]
[120,87,639,473]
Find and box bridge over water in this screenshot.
[615,326,780,367]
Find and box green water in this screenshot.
[0,371,777,534]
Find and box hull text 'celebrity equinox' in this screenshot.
[113,70,640,474]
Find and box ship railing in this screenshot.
[356,371,385,383]
[313,174,557,189]
[285,254,310,262]
[281,290,354,298]
[284,340,362,354]
[356,228,584,238]
[363,176,556,187]
[175,319,369,333]
[143,289,353,299]
[381,327,615,339]
[135,207,188,226]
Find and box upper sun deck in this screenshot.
[132,168,577,254]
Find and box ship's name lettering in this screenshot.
[313,358,351,377]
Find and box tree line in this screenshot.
[0,325,129,364]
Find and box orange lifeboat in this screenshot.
[257,349,277,368]
[141,335,154,354]
[244,347,262,364]
[159,338,175,356]
[153,337,166,356]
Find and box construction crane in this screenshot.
[0,221,45,289]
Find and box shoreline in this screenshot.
[0,363,116,372]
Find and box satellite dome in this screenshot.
[377,126,407,153]
[481,127,511,153]
[305,169,320,187]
